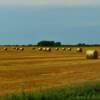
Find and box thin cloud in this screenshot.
[0,0,100,7]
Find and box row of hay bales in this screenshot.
[13,47,24,51]
[38,47,51,52]
[38,47,71,51]
[2,47,75,52]
[38,47,99,59]
[38,47,82,52]
[1,47,24,51]
[1,47,99,59]
[14,46,99,59]
[56,48,72,51]
[38,47,72,51]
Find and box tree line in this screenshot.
[0,41,100,47]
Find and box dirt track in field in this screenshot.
[0,47,100,95]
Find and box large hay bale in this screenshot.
[86,50,98,59]
[4,48,7,51]
[76,48,82,52]
[67,48,71,51]
[46,48,51,52]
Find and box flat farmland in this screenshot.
[0,47,100,95]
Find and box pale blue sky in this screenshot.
[0,0,100,45]
[0,0,100,7]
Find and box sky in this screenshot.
[0,0,100,45]
[0,0,100,7]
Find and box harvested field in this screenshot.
[0,46,100,95]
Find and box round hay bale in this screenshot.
[16,48,19,51]
[86,50,98,59]
[67,48,71,51]
[38,48,42,51]
[46,48,51,52]
[62,48,66,51]
[4,48,7,51]
[43,48,46,51]
[76,48,82,52]
[19,48,24,51]
[55,48,59,51]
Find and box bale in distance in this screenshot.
[76,48,82,52]
[62,48,66,51]
[46,48,51,52]
[16,48,19,51]
[67,48,71,51]
[55,48,59,51]
[86,50,98,59]
[19,48,24,51]
[4,48,7,51]
[38,48,42,51]
[42,48,46,51]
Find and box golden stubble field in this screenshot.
[0,46,100,95]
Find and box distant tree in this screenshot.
[27,44,33,47]
[77,43,86,46]
[37,40,61,47]
[55,42,61,46]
